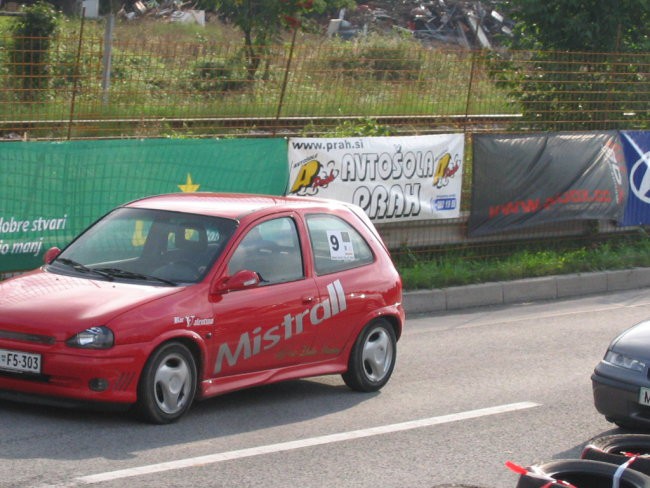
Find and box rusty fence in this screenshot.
[0,25,648,140]
[0,23,649,265]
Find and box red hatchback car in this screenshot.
[0,193,404,423]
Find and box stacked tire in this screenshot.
[509,434,650,487]
[581,434,650,476]
[511,459,650,487]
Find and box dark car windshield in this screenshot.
[48,207,238,285]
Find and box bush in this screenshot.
[9,2,60,100]
[190,57,247,96]
[487,50,650,131]
[325,36,423,82]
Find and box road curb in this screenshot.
[402,267,650,315]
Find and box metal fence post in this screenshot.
[67,7,86,141]
[463,50,478,134]
[274,27,298,136]
[102,13,114,106]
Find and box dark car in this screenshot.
[593,320,650,429]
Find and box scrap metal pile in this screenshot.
[115,0,514,48]
[118,0,205,24]
[329,1,515,50]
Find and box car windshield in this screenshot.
[48,207,238,285]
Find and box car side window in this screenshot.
[228,217,304,285]
[306,214,374,275]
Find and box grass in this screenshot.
[395,233,650,290]
[0,17,517,136]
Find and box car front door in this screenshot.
[208,215,319,378]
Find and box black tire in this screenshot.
[582,434,650,476]
[342,318,396,392]
[137,342,197,424]
[515,459,650,488]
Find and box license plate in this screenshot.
[0,348,41,374]
[639,387,650,406]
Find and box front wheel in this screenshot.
[137,342,197,424]
[342,319,396,392]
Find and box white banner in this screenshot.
[287,134,464,222]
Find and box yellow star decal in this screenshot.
[178,173,200,193]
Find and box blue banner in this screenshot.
[621,131,650,226]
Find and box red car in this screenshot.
[0,193,404,423]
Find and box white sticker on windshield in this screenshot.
[326,230,355,261]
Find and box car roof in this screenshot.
[124,192,352,221]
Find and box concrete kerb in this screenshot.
[402,267,650,315]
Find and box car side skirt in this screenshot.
[198,357,347,399]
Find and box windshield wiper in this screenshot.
[94,268,177,286]
[56,258,114,280]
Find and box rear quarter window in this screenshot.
[306,213,374,275]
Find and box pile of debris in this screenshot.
[118,0,205,24]
[114,0,514,49]
[328,0,515,50]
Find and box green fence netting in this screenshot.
[0,138,289,272]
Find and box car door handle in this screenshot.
[302,296,314,304]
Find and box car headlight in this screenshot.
[604,350,646,372]
[66,326,114,349]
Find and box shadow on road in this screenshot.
[0,376,377,462]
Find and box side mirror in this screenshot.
[210,269,260,294]
[43,247,61,264]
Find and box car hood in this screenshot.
[611,320,650,359]
[0,270,184,338]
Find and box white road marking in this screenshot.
[76,401,540,484]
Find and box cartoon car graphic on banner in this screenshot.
[0,193,404,423]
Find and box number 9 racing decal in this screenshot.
[326,230,354,261]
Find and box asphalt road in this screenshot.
[3,289,650,488]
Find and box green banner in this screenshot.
[0,138,289,273]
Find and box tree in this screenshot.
[488,0,649,131]
[213,0,353,80]
[10,1,60,101]
[508,0,650,52]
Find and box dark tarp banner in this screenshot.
[468,132,628,237]
[0,138,288,273]
[620,131,650,226]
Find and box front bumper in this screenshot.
[592,367,650,427]
[0,344,144,406]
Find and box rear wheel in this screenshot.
[343,318,396,392]
[137,342,197,424]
